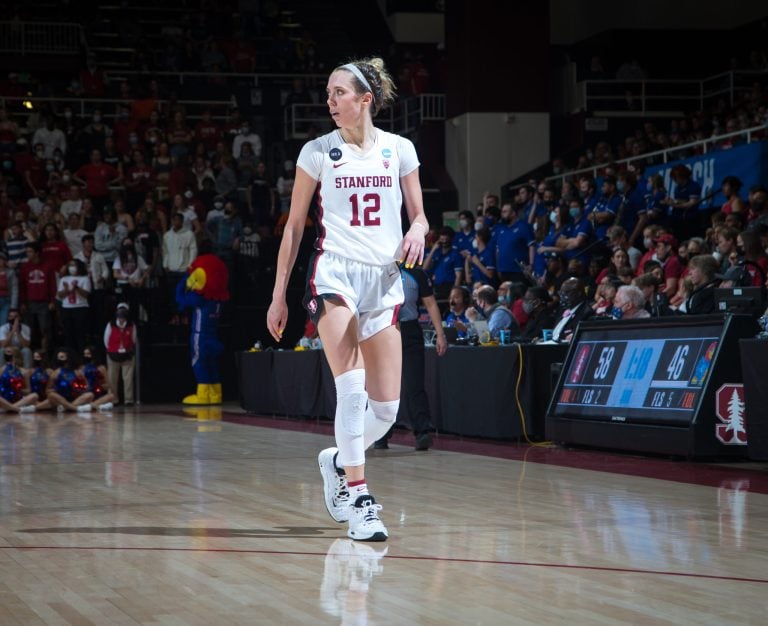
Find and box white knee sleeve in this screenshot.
[364,398,400,449]
[334,369,367,467]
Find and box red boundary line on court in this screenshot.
[167,410,768,494]
[3,544,766,585]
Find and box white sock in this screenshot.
[348,479,369,502]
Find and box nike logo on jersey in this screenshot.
[332,162,348,168]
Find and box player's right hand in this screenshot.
[267,299,288,342]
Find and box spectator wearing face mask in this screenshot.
[46,347,95,413]
[453,210,476,254]
[423,227,463,301]
[79,345,115,411]
[21,348,50,409]
[461,226,495,286]
[232,120,262,160]
[57,258,91,353]
[521,287,557,341]
[104,303,137,405]
[588,175,621,256]
[551,277,594,342]
[206,196,227,224]
[494,202,535,284]
[611,285,650,320]
[499,280,529,328]
[466,285,519,341]
[557,197,593,264]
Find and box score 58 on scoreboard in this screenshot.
[546,315,759,457]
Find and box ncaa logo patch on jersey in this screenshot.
[381,148,392,158]
[329,147,342,161]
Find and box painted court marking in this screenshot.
[3,545,766,585]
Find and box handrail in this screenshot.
[0,95,234,120]
[115,69,328,87]
[580,69,768,114]
[282,93,446,139]
[510,122,767,191]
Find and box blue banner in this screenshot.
[643,141,768,211]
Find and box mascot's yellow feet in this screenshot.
[183,384,212,405]
[208,383,223,404]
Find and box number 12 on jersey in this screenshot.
[349,193,381,226]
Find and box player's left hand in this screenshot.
[400,224,425,268]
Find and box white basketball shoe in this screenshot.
[318,447,350,523]
[347,494,388,542]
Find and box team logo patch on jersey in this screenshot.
[329,147,342,161]
[307,298,318,315]
[382,160,390,169]
[381,148,392,158]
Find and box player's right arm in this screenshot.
[267,166,317,341]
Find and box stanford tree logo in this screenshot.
[715,384,747,445]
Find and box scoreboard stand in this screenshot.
[546,314,759,459]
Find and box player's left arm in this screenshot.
[400,169,428,268]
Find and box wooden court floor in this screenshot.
[0,405,765,625]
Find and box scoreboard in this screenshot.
[546,314,759,458]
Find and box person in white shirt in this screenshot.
[163,212,198,324]
[0,308,32,368]
[267,57,427,543]
[59,185,84,220]
[75,234,110,336]
[31,117,67,159]
[57,259,91,353]
[231,120,262,159]
[94,209,128,263]
[63,212,87,256]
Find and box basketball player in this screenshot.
[267,57,427,541]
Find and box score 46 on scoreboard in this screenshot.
[554,328,721,425]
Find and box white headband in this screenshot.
[341,63,373,96]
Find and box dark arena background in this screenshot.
[0,1,767,623]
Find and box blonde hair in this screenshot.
[336,57,396,117]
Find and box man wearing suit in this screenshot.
[552,277,594,342]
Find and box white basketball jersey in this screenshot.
[296,128,420,265]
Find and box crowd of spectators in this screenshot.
[425,169,768,342]
[0,93,273,360]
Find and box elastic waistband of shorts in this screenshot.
[318,249,397,269]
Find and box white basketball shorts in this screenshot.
[303,251,404,341]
